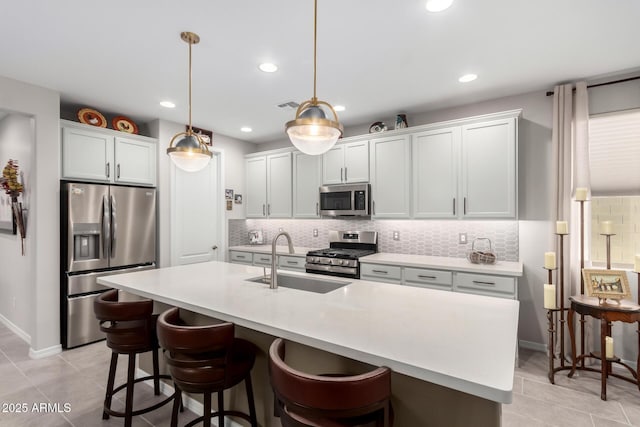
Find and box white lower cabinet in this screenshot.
[453,272,516,299]
[253,253,273,266]
[278,256,305,271]
[360,263,402,285]
[229,251,253,265]
[404,267,452,291]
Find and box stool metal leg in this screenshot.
[125,354,136,427]
[204,391,212,427]
[218,391,224,427]
[103,352,118,420]
[245,375,258,427]
[171,384,181,427]
[153,347,160,395]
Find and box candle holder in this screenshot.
[546,232,572,384]
[578,199,586,367]
[600,233,616,270]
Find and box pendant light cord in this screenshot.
[313,0,318,102]
[188,37,193,133]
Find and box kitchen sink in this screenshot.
[246,273,350,294]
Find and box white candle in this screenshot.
[575,187,588,201]
[605,336,614,359]
[635,254,640,273]
[600,221,613,235]
[544,284,556,309]
[556,221,568,235]
[544,252,556,269]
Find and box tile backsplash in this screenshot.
[229,219,519,262]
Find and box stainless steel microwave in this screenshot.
[319,183,370,217]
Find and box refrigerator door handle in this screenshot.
[102,195,110,257]
[110,194,117,258]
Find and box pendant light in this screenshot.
[166,31,212,172]
[285,0,343,155]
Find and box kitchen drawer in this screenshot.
[253,253,273,266]
[278,255,305,270]
[453,272,516,299]
[404,268,452,291]
[229,251,253,264]
[360,263,402,284]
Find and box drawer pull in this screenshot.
[472,280,495,286]
[372,269,388,274]
[286,260,298,265]
[259,257,269,261]
[418,275,437,280]
[236,255,246,259]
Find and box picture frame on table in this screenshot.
[582,269,631,301]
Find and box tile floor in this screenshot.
[1,320,640,427]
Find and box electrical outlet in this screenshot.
[459,233,467,244]
[393,231,400,241]
[313,229,318,237]
[278,228,283,233]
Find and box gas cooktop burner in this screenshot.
[308,248,376,259]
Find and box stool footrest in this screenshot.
[104,374,176,418]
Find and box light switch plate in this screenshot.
[393,231,400,241]
[313,229,318,237]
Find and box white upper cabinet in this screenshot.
[246,156,268,218]
[370,135,411,218]
[61,120,157,186]
[412,127,460,218]
[246,152,292,218]
[461,118,516,218]
[293,151,322,218]
[322,141,369,184]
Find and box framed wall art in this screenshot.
[582,269,631,301]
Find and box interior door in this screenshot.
[172,153,221,265]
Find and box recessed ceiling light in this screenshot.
[334,105,346,112]
[259,63,278,73]
[160,101,176,108]
[458,73,477,83]
[240,126,253,133]
[426,0,453,12]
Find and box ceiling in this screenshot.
[1,0,639,143]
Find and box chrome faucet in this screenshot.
[270,231,295,289]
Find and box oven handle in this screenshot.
[305,263,357,276]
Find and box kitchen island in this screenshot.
[99,261,519,426]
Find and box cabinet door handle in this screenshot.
[418,275,437,280]
[316,202,319,216]
[268,204,271,215]
[116,164,120,179]
[464,197,467,215]
[453,198,456,216]
[372,200,376,215]
[345,167,348,182]
[212,245,218,250]
[263,204,266,216]
[340,167,344,183]
[372,269,388,274]
[106,162,110,178]
[472,280,496,286]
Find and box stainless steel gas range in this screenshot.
[305,231,377,279]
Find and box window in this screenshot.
[589,109,640,266]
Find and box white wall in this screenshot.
[0,75,60,356]
[0,113,34,336]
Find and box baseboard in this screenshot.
[136,368,243,427]
[0,312,31,344]
[29,344,62,359]
[519,340,547,352]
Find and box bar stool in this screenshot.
[156,307,258,427]
[93,289,176,427]
[269,338,393,427]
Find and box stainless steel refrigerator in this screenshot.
[60,181,157,348]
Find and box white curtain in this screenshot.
[551,81,591,355]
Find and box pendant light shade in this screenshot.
[285,0,343,155]
[167,31,212,172]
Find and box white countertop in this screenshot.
[98,261,519,403]
[361,253,523,277]
[229,245,319,257]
